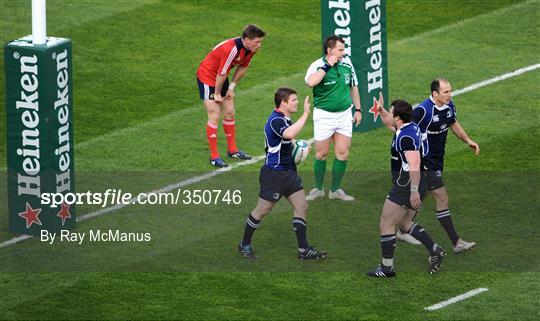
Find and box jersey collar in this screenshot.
[429,95,449,111]
[235,37,250,54]
[397,122,413,131]
[274,108,290,120]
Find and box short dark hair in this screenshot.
[391,99,413,122]
[431,78,449,94]
[274,87,297,107]
[242,24,266,39]
[323,35,345,54]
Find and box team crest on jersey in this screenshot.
[345,74,350,84]
[433,115,440,122]
[447,110,452,118]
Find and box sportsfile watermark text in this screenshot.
[40,189,242,208]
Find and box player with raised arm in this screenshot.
[238,88,327,260]
[304,35,362,202]
[368,99,445,277]
[378,79,479,252]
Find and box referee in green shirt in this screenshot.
[304,35,362,201]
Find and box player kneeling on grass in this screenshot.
[238,87,327,260]
[368,99,445,277]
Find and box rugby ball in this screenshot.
[292,140,310,165]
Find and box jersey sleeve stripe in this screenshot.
[220,46,238,75]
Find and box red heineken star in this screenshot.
[57,202,72,226]
[369,96,380,121]
[18,202,43,228]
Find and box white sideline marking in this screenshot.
[77,154,266,223]
[0,64,538,249]
[424,288,489,311]
[0,235,32,248]
[394,0,535,46]
[453,64,540,96]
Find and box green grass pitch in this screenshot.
[0,0,539,320]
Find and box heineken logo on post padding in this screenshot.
[365,0,383,94]
[322,0,388,130]
[16,54,41,198]
[54,49,72,194]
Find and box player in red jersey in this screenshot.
[196,24,266,167]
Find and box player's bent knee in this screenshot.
[436,202,449,211]
[252,207,271,219]
[379,217,394,232]
[335,150,349,160]
[253,202,274,218]
[433,194,449,208]
[223,111,235,119]
[380,222,394,234]
[316,151,329,160]
[297,202,308,217]
[398,221,412,232]
[207,111,221,123]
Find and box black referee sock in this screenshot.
[380,234,396,269]
[408,222,438,256]
[436,209,459,245]
[292,217,309,250]
[241,214,261,246]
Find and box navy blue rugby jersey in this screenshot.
[391,122,423,185]
[413,97,457,170]
[264,109,295,170]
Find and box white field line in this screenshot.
[424,288,489,311]
[453,64,540,96]
[393,0,535,46]
[1,64,538,249]
[0,234,33,248]
[76,154,266,223]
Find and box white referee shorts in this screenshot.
[313,107,353,141]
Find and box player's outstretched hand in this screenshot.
[304,96,311,116]
[468,140,480,155]
[377,91,385,112]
